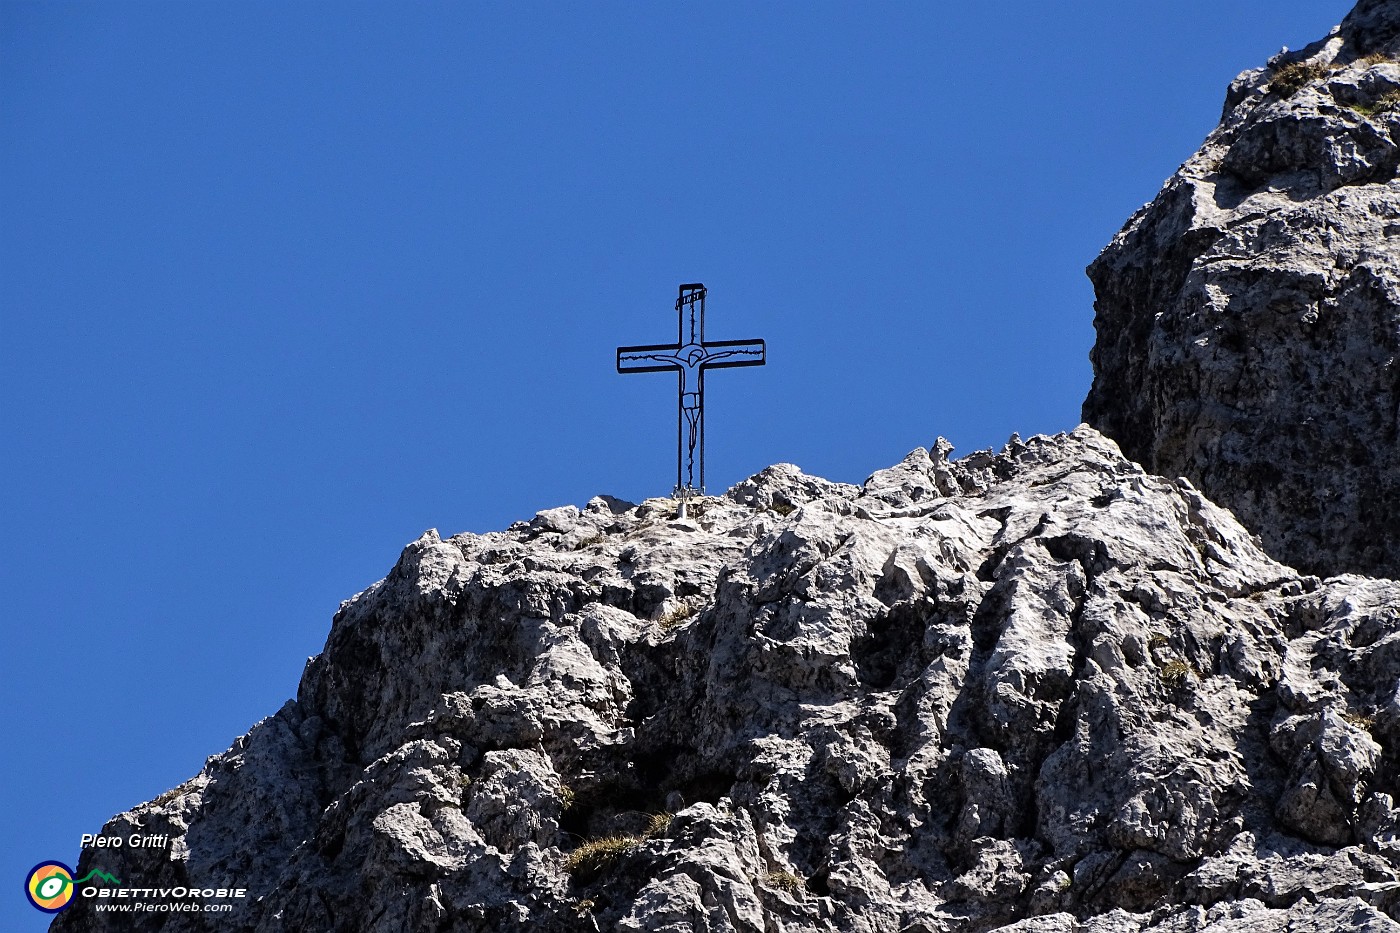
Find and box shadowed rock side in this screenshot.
[1082,0,1400,579]
[54,428,1400,933]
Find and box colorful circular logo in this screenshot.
[25,862,76,913]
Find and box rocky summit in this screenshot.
[55,3,1400,931]
[56,428,1400,932]
[1083,0,1400,580]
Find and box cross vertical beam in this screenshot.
[617,283,766,502]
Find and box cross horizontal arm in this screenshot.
[698,338,766,370]
[617,343,683,374]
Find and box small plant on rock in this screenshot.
[1341,709,1376,730]
[563,835,640,874]
[762,870,806,894]
[769,499,797,517]
[642,812,673,838]
[558,784,575,810]
[150,786,187,808]
[1160,659,1192,687]
[659,603,697,629]
[1352,89,1400,117]
[1269,60,1332,98]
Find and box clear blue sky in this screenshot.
[1,2,1353,927]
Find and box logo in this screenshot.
[24,862,121,914]
[26,862,75,913]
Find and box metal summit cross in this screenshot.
[617,283,766,512]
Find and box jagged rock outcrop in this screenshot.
[55,428,1400,932]
[1082,0,1400,579]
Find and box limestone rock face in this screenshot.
[1082,0,1400,579]
[53,428,1400,933]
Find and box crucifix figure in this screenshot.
[617,283,766,507]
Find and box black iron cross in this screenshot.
[617,283,766,500]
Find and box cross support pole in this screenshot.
[617,283,766,509]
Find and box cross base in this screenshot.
[673,484,702,520]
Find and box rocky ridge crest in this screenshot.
[56,427,1400,933]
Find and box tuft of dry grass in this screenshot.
[1160,660,1192,687]
[1341,709,1376,730]
[770,500,797,517]
[642,812,673,838]
[762,870,806,894]
[658,603,698,629]
[150,786,186,807]
[1270,60,1332,98]
[562,835,640,874]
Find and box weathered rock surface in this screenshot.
[1082,0,1400,579]
[55,427,1400,932]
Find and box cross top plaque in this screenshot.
[617,283,766,502]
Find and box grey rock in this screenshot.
[52,426,1400,932]
[1082,0,1400,579]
